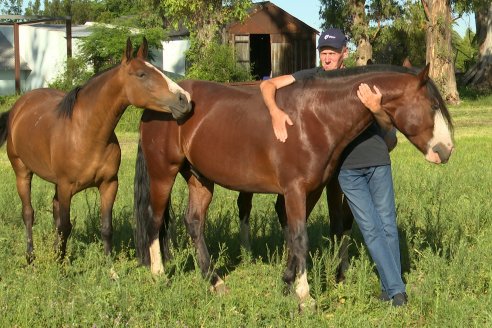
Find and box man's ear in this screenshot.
[342,47,349,60]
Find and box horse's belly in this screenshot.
[185,144,280,193]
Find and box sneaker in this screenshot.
[391,292,408,307]
[379,291,390,302]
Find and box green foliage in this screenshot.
[48,56,93,92]
[185,41,253,82]
[0,0,22,14]
[453,28,478,72]
[79,24,163,72]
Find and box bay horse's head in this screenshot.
[120,37,191,120]
[382,65,454,164]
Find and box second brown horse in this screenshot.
[134,65,454,307]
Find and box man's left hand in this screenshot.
[357,83,382,113]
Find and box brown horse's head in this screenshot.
[120,38,191,120]
[384,65,454,164]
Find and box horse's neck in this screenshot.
[71,70,128,142]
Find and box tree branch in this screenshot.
[420,0,430,22]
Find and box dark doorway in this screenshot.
[250,34,271,80]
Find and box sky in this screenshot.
[261,0,476,37]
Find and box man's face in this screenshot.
[319,47,348,71]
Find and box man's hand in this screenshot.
[357,83,393,132]
[271,109,293,143]
[357,83,382,113]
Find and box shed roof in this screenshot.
[227,1,318,36]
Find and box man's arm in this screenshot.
[260,75,296,142]
[356,83,393,131]
[357,83,397,151]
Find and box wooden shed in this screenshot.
[227,1,318,79]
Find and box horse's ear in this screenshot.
[137,37,149,60]
[417,63,430,87]
[123,37,133,63]
[402,57,412,68]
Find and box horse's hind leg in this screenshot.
[237,192,253,254]
[53,184,73,259]
[183,174,224,291]
[99,178,118,255]
[326,178,353,282]
[282,187,311,304]
[12,160,35,263]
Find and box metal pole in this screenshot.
[66,18,72,58]
[14,22,20,94]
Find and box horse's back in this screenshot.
[7,88,66,180]
[177,80,304,192]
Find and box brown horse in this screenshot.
[0,38,192,261]
[133,64,454,306]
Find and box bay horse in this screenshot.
[133,64,454,307]
[0,38,192,262]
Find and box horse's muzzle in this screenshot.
[169,92,192,120]
[430,143,453,164]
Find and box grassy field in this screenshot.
[0,94,491,327]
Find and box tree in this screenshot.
[319,0,401,66]
[154,0,252,66]
[0,0,23,14]
[462,2,492,89]
[421,0,459,104]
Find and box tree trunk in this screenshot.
[422,0,460,104]
[351,0,373,66]
[462,3,492,89]
[356,37,373,66]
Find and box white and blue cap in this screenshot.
[317,28,347,50]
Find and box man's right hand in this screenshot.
[271,109,293,142]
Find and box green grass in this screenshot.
[0,95,491,327]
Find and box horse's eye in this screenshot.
[137,71,146,78]
[431,103,439,111]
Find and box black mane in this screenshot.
[316,64,419,79]
[56,64,119,119]
[56,86,82,118]
[309,64,454,132]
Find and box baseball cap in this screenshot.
[317,28,347,50]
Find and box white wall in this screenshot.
[159,39,190,77]
[0,25,187,95]
[19,25,68,91]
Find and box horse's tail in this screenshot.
[0,110,10,148]
[134,138,152,266]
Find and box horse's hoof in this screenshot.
[109,267,119,281]
[298,295,316,313]
[26,253,35,264]
[210,281,229,296]
[150,264,165,276]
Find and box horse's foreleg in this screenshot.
[237,192,253,254]
[54,184,73,260]
[13,163,35,263]
[99,178,118,255]
[326,178,353,282]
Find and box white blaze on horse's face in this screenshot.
[425,110,454,164]
[144,62,191,102]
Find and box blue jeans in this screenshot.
[338,165,405,298]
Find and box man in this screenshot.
[259,28,407,307]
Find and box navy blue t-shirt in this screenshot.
[291,67,391,169]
